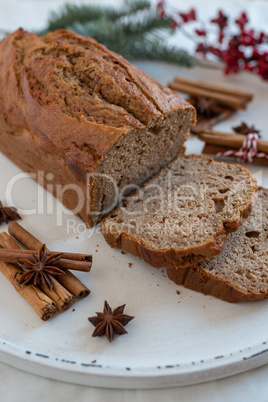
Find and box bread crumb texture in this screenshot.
[168,188,268,302]
[101,155,257,268]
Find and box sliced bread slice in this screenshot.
[167,187,268,302]
[101,155,257,268]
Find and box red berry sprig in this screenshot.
[156,4,268,81]
[156,1,166,19]
[179,8,196,23]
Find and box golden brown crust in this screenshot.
[0,28,193,181]
[101,155,258,268]
[0,127,90,223]
[0,29,195,226]
[167,265,268,303]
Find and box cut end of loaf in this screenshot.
[89,108,195,226]
[101,155,258,269]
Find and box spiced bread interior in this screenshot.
[167,188,268,302]
[101,155,257,268]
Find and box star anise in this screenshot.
[233,122,261,137]
[193,96,221,118]
[0,201,21,225]
[18,244,65,290]
[88,300,134,342]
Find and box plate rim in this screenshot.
[1,335,268,388]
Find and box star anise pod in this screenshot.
[18,244,65,290]
[233,122,261,137]
[193,96,221,118]
[88,300,134,342]
[0,201,21,225]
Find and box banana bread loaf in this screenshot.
[167,188,268,302]
[100,155,257,268]
[0,29,195,226]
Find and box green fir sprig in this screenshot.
[39,0,194,67]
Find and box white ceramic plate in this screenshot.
[0,63,268,389]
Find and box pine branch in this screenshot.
[130,40,194,66]
[119,11,173,36]
[64,17,194,67]
[41,1,151,34]
[66,12,172,44]
[37,0,194,68]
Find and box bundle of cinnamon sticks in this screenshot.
[198,129,268,166]
[0,222,91,320]
[168,77,253,133]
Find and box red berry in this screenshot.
[209,46,223,57]
[179,8,196,23]
[218,31,225,44]
[235,11,248,29]
[258,64,268,80]
[156,1,165,9]
[211,10,228,30]
[196,43,208,55]
[170,20,179,30]
[195,29,206,36]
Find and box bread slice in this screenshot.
[167,188,268,302]
[0,29,195,226]
[101,155,257,268]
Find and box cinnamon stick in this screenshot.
[57,272,90,298]
[42,276,75,311]
[0,233,57,320]
[0,249,91,272]
[40,257,91,272]
[173,77,253,101]
[202,143,268,166]
[168,81,248,110]
[0,232,75,312]
[188,101,234,134]
[0,249,93,262]
[198,129,268,153]
[8,222,90,298]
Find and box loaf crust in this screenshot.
[101,155,258,268]
[167,188,268,302]
[102,222,228,269]
[0,29,195,226]
[167,265,267,302]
